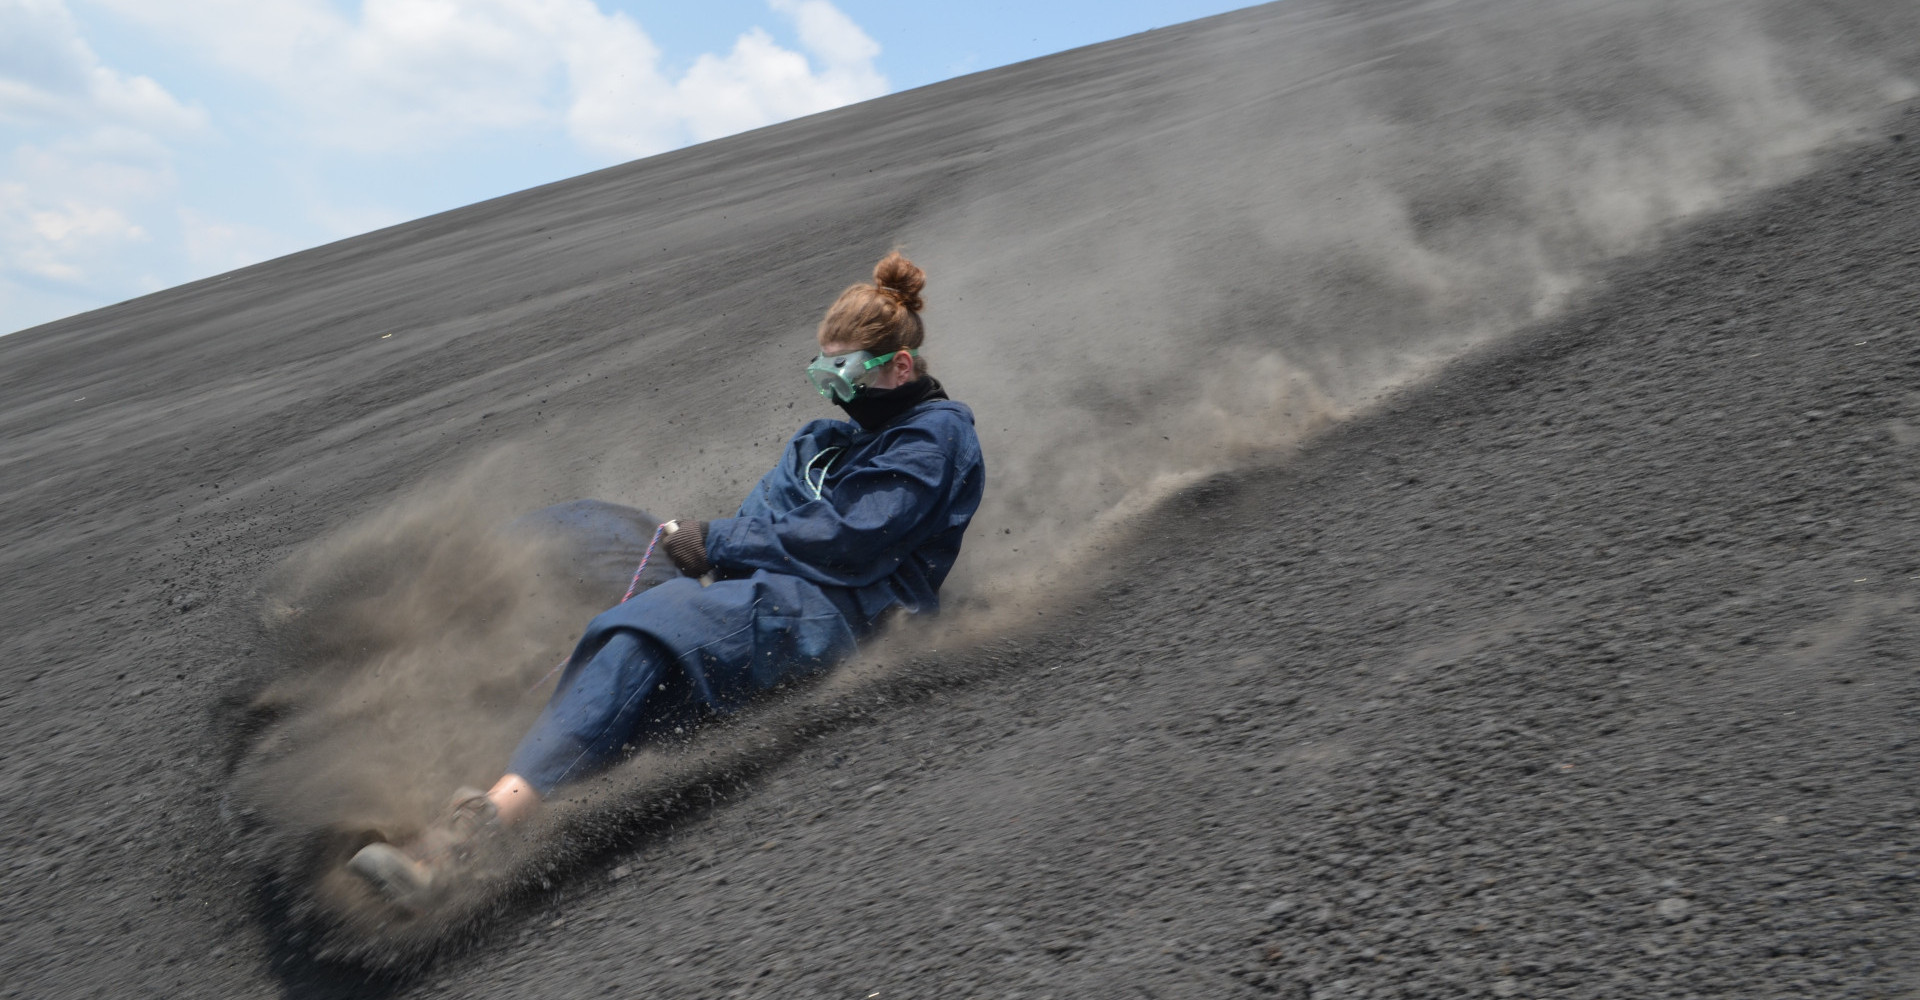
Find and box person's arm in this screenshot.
[701,435,954,588]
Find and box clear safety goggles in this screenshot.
[805,348,915,402]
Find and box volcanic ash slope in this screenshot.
[430,128,1920,999]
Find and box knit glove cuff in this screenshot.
[662,520,711,577]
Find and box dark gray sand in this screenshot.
[2,1,1917,997]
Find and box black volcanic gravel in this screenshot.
[2,4,1918,999]
[415,128,1920,1000]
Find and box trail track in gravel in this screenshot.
[395,122,1920,1000]
[1,1,1917,997]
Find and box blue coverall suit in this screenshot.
[508,399,985,794]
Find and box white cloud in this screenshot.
[0,0,206,132]
[1,180,143,282]
[772,0,880,69]
[668,15,885,144]
[607,0,887,152]
[3,0,889,332]
[0,0,213,326]
[79,0,888,158]
[1,134,159,290]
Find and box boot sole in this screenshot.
[346,842,435,911]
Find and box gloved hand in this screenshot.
[661,520,711,577]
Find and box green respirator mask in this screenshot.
[805,348,916,403]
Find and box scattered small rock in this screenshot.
[1656,897,1692,923]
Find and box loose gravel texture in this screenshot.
[1,2,1917,998]
[407,124,1920,1000]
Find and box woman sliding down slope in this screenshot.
[348,252,985,908]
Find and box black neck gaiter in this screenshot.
[835,376,949,432]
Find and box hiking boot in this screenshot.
[347,787,499,910]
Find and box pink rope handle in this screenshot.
[620,523,668,602]
[527,522,668,696]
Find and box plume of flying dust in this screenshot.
[227,446,978,960]
[223,455,989,963]
[228,453,629,942]
[228,0,1920,962]
[913,0,1914,613]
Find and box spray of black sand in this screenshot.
[921,0,1917,617]
[225,458,594,956]
[225,0,1917,968]
[228,460,993,966]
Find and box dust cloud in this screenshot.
[916,0,1915,608]
[226,458,960,964]
[227,457,615,951]
[226,0,1918,960]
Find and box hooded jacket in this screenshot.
[564,398,985,712]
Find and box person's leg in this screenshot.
[505,628,671,799]
[485,773,541,827]
[348,630,671,906]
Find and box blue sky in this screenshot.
[1,0,1252,335]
